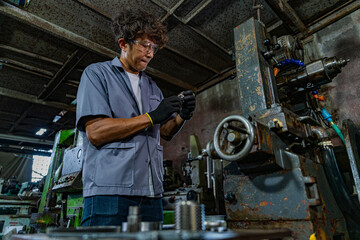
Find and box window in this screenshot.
[31,155,51,182]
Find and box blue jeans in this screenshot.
[81,195,163,226]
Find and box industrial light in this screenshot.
[35,128,47,136]
[52,110,68,122]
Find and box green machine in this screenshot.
[37,129,84,228]
[37,129,177,228]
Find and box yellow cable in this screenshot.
[310,233,317,240]
[145,113,153,125]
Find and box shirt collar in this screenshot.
[111,57,146,78]
[111,57,123,69]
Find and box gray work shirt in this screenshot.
[76,57,165,197]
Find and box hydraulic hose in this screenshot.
[320,142,360,236]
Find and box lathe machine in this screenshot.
[204,18,360,240]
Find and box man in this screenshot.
[76,9,195,226]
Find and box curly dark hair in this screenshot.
[112,8,168,51]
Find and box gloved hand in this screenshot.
[179,90,196,120]
[148,96,182,124]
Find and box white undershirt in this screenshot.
[126,72,142,114]
[126,71,157,197]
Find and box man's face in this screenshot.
[121,35,157,73]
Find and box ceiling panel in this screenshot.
[166,17,234,72]
[0,67,46,95]
[189,0,280,50]
[0,15,77,63]
[25,0,115,50]
[0,96,33,115]
[149,48,215,87]
[174,0,203,18]
[288,0,349,25]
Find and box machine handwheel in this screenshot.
[213,115,255,161]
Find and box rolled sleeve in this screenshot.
[76,65,112,131]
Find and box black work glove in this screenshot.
[179,90,196,120]
[148,96,182,124]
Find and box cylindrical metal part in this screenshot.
[140,222,162,231]
[127,206,141,232]
[277,57,349,88]
[206,156,212,189]
[175,201,205,231]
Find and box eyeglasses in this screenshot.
[130,40,159,54]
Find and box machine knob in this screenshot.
[263,38,271,46]
[186,190,198,202]
[169,196,176,203]
[213,115,255,161]
[273,43,281,50]
[224,192,236,204]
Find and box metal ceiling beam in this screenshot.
[0,1,115,57]
[0,0,194,91]
[38,49,87,100]
[0,133,54,146]
[0,57,54,76]
[9,105,33,133]
[76,0,111,18]
[197,66,236,93]
[0,110,20,118]
[160,0,186,22]
[0,63,52,79]
[151,0,231,56]
[265,0,308,36]
[0,87,76,112]
[307,0,359,35]
[0,44,63,65]
[185,24,231,55]
[0,115,63,127]
[183,0,212,24]
[75,0,218,75]
[146,67,196,91]
[0,145,52,156]
[165,45,219,74]
[266,20,283,32]
[306,0,356,27]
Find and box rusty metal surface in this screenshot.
[248,107,313,141]
[223,155,349,239]
[233,18,279,116]
[224,169,313,221]
[228,221,314,240]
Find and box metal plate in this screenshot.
[343,119,360,205]
[62,145,83,175]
